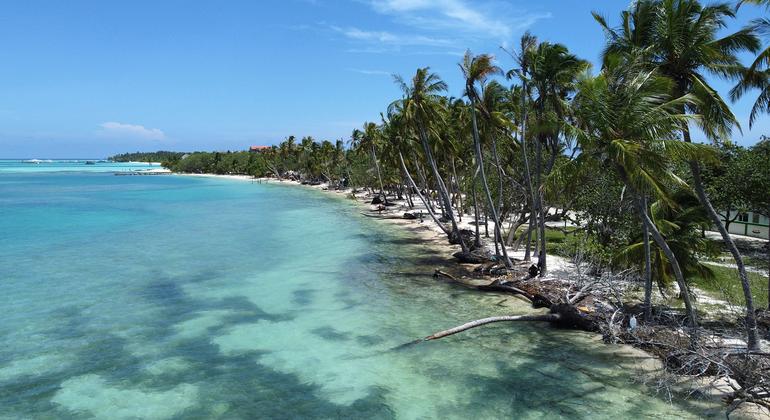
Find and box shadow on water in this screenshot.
[0,269,403,419]
[410,324,716,419]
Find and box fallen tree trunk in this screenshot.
[421,303,598,342]
[425,314,560,340]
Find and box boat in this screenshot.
[22,159,42,164]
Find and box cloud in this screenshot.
[331,25,451,47]
[98,122,166,140]
[347,68,393,76]
[367,0,549,40]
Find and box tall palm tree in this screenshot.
[570,56,715,341]
[384,107,452,236]
[595,0,762,351]
[352,122,387,203]
[524,41,589,275]
[392,68,470,253]
[507,33,538,262]
[460,51,513,268]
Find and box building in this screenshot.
[249,145,271,153]
[721,210,770,239]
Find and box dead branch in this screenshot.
[423,314,561,341]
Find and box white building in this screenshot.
[721,210,770,239]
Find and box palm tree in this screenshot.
[732,0,770,127]
[524,40,589,275]
[618,190,719,298]
[460,51,513,268]
[384,106,452,236]
[570,56,715,342]
[392,68,470,253]
[507,33,538,262]
[352,122,387,202]
[595,0,762,351]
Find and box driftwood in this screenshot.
[359,212,404,220]
[424,314,560,340]
[433,269,457,281]
[421,304,598,341]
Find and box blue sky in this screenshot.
[0,0,766,158]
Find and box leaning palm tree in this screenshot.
[460,51,512,268]
[618,190,719,299]
[570,56,716,343]
[391,68,470,253]
[384,106,452,236]
[595,0,762,351]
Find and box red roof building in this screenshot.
[249,145,271,152]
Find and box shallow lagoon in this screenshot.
[0,170,717,418]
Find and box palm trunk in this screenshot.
[451,158,462,222]
[681,123,758,350]
[472,174,481,249]
[415,119,468,253]
[399,152,450,236]
[642,195,653,322]
[492,133,506,256]
[525,207,535,261]
[535,134,547,275]
[619,167,698,341]
[519,79,536,263]
[469,97,512,267]
[371,145,387,204]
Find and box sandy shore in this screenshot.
[175,173,769,419]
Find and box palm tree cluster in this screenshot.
[172,0,768,351]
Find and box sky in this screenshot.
[0,0,767,158]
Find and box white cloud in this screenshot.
[367,0,549,40]
[347,68,392,76]
[98,122,166,141]
[331,25,451,47]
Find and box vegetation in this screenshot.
[109,151,186,164]
[135,1,769,357]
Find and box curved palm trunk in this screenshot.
[524,207,535,261]
[620,168,698,340]
[678,117,759,350]
[535,135,547,275]
[471,173,481,249]
[371,145,387,204]
[469,97,512,268]
[414,152,434,213]
[636,198,698,337]
[451,158,462,222]
[399,152,450,236]
[690,159,759,350]
[415,119,468,253]
[642,195,653,322]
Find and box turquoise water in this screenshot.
[0,164,716,419]
[0,159,160,173]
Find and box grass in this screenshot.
[744,255,769,271]
[691,264,768,308]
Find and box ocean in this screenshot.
[0,161,715,418]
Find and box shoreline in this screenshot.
[177,173,768,419]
